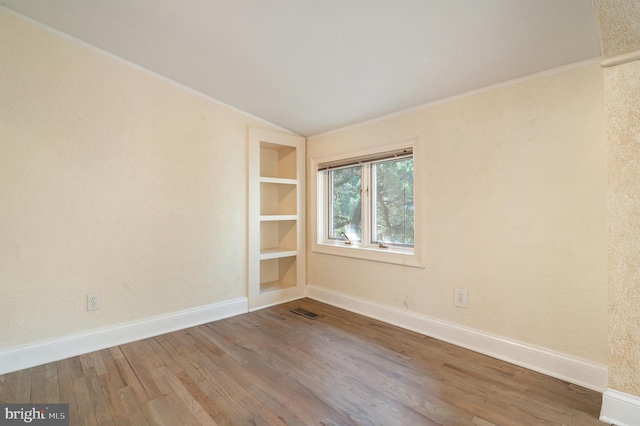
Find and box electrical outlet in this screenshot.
[454,288,467,308]
[87,294,100,311]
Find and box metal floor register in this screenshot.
[290,307,321,320]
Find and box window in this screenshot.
[313,143,423,267]
[327,156,414,246]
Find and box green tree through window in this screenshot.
[327,156,413,247]
[329,166,361,241]
[373,158,414,245]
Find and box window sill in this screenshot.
[313,241,425,268]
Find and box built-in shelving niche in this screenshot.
[248,128,305,310]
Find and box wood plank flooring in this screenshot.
[0,299,605,425]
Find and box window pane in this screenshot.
[373,158,414,246]
[329,166,362,241]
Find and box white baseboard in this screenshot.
[600,389,640,426]
[306,285,607,392]
[0,297,248,375]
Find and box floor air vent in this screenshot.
[290,307,321,320]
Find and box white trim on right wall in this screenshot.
[306,284,608,393]
[600,389,640,426]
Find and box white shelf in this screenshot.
[260,249,297,260]
[260,280,296,294]
[260,215,297,221]
[259,177,297,185]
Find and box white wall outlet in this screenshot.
[87,293,100,311]
[454,288,467,308]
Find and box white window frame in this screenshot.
[310,139,425,268]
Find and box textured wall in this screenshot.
[595,0,640,396]
[307,62,608,363]
[0,10,279,348]
[606,60,640,395]
[594,0,640,58]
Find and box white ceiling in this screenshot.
[1,0,601,136]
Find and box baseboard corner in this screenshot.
[600,388,640,426]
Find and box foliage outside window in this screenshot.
[372,158,414,246]
[324,151,414,249]
[329,166,362,241]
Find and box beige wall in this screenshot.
[307,62,608,363]
[0,10,281,348]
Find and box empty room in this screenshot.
[1,1,639,425]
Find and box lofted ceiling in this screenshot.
[1,1,601,136]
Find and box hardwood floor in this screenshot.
[0,299,605,425]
